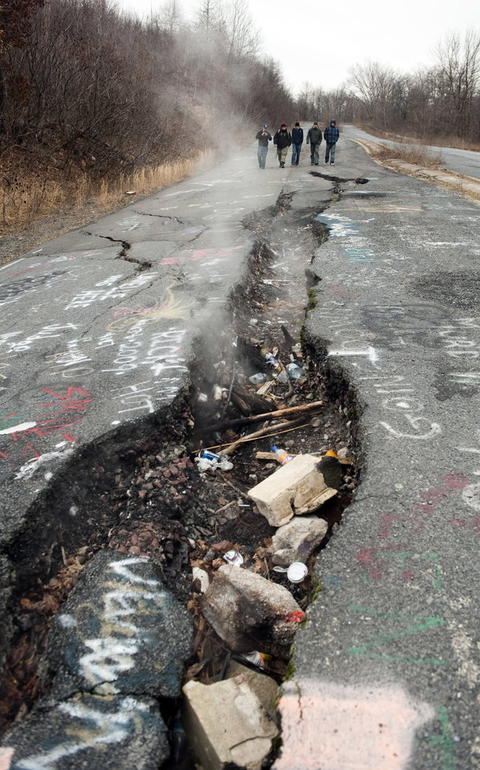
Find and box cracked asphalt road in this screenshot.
[1,132,480,769]
[276,139,480,769]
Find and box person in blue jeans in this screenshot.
[256,124,272,168]
[324,120,340,165]
[291,122,304,166]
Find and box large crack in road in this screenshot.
[0,179,362,768]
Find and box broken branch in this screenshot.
[204,400,324,433]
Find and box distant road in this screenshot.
[343,123,480,180]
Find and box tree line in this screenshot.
[0,0,296,179]
[298,31,480,143]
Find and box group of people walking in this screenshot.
[255,120,340,169]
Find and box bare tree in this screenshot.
[436,31,480,134]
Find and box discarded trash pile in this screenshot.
[169,334,355,769]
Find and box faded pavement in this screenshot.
[277,138,480,769]
[1,131,480,770]
[0,144,332,667]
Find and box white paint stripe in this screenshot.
[0,421,36,435]
[0,258,25,271]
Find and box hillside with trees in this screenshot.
[0,0,295,232]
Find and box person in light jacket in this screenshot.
[256,124,272,169]
[291,122,304,166]
[306,122,322,166]
[324,120,340,165]
[273,123,292,168]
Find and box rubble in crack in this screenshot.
[270,516,328,567]
[201,564,304,657]
[248,454,337,527]
[0,274,358,769]
[183,665,279,770]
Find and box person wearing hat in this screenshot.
[324,120,340,165]
[273,123,292,168]
[291,122,304,166]
[306,121,322,166]
[255,124,272,169]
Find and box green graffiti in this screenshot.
[347,607,446,666]
[427,707,455,770]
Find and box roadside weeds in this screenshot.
[354,138,480,203]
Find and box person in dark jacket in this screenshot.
[324,120,340,165]
[273,123,291,168]
[291,122,304,166]
[306,122,322,165]
[256,124,272,169]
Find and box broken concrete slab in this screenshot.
[201,564,303,657]
[1,692,169,770]
[248,454,337,527]
[226,661,279,721]
[183,673,278,770]
[46,550,193,700]
[270,516,328,567]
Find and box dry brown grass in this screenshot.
[0,152,213,236]
[370,142,443,169]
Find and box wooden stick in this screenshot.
[203,399,324,433]
[219,417,305,456]
[203,421,312,453]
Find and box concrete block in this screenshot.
[226,662,279,721]
[248,454,337,526]
[270,516,328,566]
[183,673,279,770]
[201,564,303,657]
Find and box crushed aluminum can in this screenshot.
[223,549,244,567]
[287,562,308,583]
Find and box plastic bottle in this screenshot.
[271,445,294,465]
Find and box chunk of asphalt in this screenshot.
[45,550,193,700]
[1,692,169,770]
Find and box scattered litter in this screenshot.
[197,392,208,403]
[286,362,305,379]
[195,450,234,473]
[212,384,224,400]
[249,373,267,385]
[286,562,308,584]
[223,549,244,567]
[125,190,136,195]
[271,445,293,465]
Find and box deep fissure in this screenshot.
[0,183,362,768]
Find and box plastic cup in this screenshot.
[287,562,308,583]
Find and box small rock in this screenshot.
[337,446,348,459]
[192,567,210,593]
[270,516,328,567]
[183,672,278,770]
[202,564,303,657]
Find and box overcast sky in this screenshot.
[116,0,479,92]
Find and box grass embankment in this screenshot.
[0,153,212,236]
[356,123,480,153]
